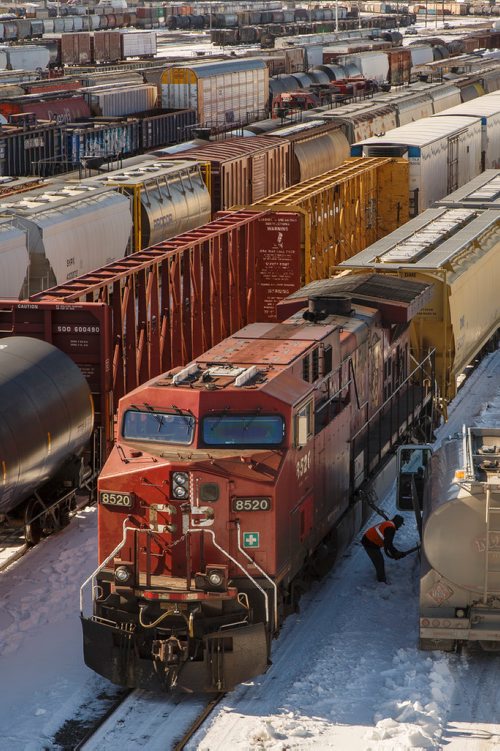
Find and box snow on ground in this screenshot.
[0,350,498,750]
[0,507,118,750]
[190,350,500,751]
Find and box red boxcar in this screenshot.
[23,80,82,95]
[0,95,91,125]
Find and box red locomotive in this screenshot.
[81,274,435,692]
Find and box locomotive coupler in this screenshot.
[152,635,187,667]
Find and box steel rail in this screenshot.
[173,692,226,751]
[73,689,133,751]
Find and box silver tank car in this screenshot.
[0,337,93,517]
[420,426,500,651]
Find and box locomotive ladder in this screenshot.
[483,482,500,603]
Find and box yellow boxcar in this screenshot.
[250,156,409,284]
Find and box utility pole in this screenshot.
[335,0,339,32]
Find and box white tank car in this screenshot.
[0,183,132,298]
[420,426,500,652]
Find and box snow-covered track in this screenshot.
[78,688,224,751]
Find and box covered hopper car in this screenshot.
[0,336,94,543]
[338,203,500,407]
[0,182,132,297]
[81,274,435,692]
[83,159,211,251]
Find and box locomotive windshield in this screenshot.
[122,409,195,445]
[202,414,284,447]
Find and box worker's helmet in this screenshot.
[392,514,405,529]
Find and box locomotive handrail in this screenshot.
[80,519,135,615]
[188,528,270,626]
[236,521,279,633]
[350,348,436,442]
[80,520,272,626]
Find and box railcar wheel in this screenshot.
[24,497,55,545]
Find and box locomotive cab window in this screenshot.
[122,409,195,445]
[202,414,285,447]
[295,400,313,447]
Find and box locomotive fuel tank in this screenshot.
[0,337,93,516]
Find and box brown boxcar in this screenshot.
[94,30,122,63]
[167,136,290,211]
[386,47,412,86]
[61,32,93,66]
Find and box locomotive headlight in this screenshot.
[173,472,188,486]
[455,608,466,618]
[207,571,223,587]
[171,471,189,500]
[115,566,131,584]
[173,485,188,499]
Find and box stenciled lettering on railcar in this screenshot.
[296,451,311,480]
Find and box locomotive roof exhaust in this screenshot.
[303,294,352,322]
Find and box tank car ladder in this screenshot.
[483,484,500,604]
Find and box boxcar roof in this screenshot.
[339,208,499,270]
[167,58,267,79]
[437,170,500,209]
[353,114,481,147]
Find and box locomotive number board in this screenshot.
[231,497,271,512]
[99,491,134,508]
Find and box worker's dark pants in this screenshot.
[361,536,386,582]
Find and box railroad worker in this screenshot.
[361,515,408,584]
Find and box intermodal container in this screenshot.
[120,30,157,58]
[83,85,158,117]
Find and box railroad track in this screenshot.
[75,687,225,750]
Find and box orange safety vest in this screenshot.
[364,520,395,547]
